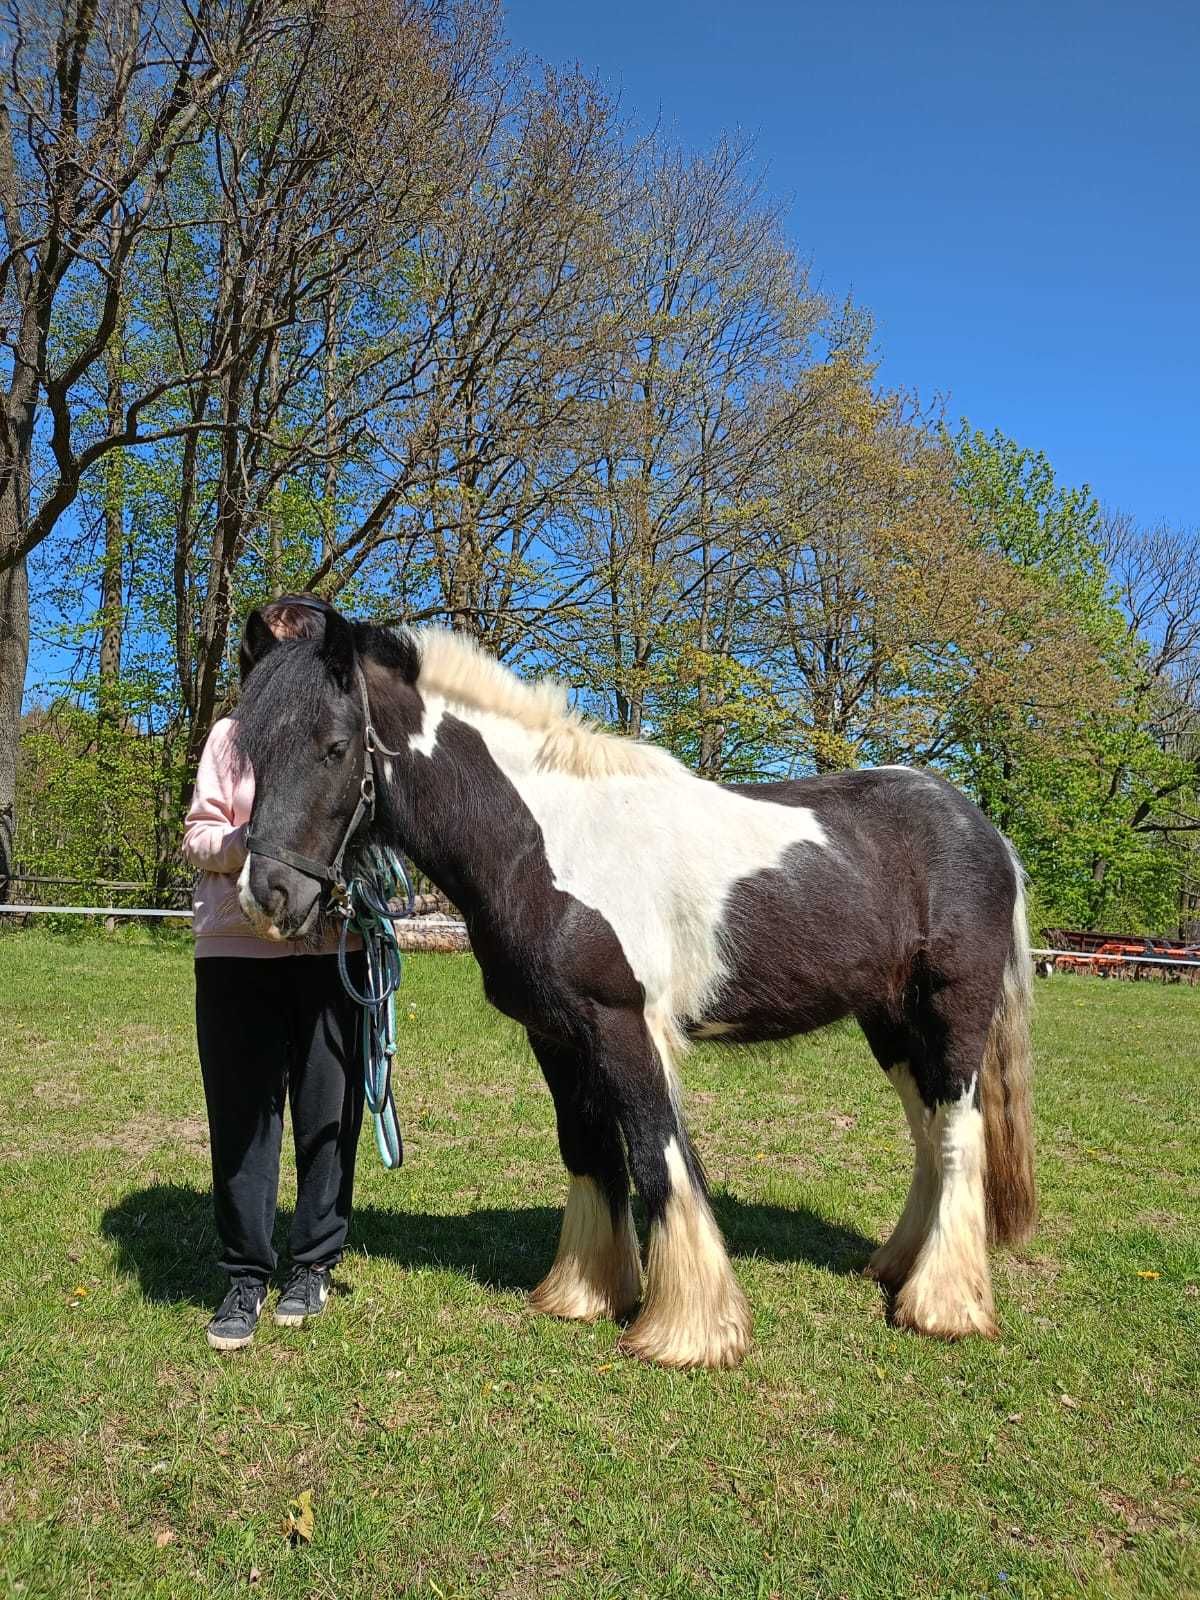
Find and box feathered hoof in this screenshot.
[528,1261,641,1325]
[616,1302,752,1370]
[891,1277,998,1340]
[863,1244,918,1293]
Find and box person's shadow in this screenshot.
[100,1183,877,1310]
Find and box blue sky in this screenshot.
[505,0,1199,529]
[24,1,1197,700]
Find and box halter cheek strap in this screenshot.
[246,665,402,909]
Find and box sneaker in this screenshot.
[206,1278,266,1351]
[274,1264,331,1327]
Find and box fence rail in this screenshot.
[0,903,193,919]
[0,901,470,950]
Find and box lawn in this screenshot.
[1,930,1197,1600]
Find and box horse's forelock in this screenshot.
[232,637,335,778]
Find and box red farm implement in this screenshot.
[1039,929,1200,984]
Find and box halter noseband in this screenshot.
[246,664,400,913]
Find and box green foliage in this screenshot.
[948,426,1188,931]
[15,702,180,900]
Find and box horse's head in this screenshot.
[233,607,371,940]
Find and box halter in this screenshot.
[246,664,401,912]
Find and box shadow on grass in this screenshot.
[101,1183,876,1309]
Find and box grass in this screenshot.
[1,928,1198,1600]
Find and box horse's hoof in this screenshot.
[528,1267,640,1325]
[891,1278,998,1340]
[615,1307,751,1370]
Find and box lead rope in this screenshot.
[336,844,414,1169]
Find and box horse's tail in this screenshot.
[981,847,1037,1246]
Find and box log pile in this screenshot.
[389,890,469,952]
[393,915,470,953]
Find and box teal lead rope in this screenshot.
[336,845,414,1169]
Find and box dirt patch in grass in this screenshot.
[86,1115,209,1158]
[32,1077,86,1106]
[1097,1488,1172,1537]
[0,1111,208,1162]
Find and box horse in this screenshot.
[232,607,1036,1369]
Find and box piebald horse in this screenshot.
[233,609,1036,1369]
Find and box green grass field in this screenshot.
[1,930,1197,1599]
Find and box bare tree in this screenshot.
[1098,513,1200,854]
[563,134,821,745]
[156,0,500,771]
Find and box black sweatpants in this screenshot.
[195,953,366,1283]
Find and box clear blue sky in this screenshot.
[505,0,1199,529]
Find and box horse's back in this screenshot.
[695,766,1016,1042]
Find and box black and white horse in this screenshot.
[234,609,1036,1369]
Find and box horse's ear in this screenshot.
[320,607,356,691]
[240,609,278,683]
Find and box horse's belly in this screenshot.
[687,989,854,1044]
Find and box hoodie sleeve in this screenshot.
[181,719,250,875]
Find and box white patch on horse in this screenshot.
[430,699,828,1028]
[691,1020,738,1038]
[893,1075,997,1338]
[644,1005,685,1112]
[408,692,445,759]
[528,1175,640,1323]
[237,853,258,925]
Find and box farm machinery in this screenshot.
[1040,928,1200,984]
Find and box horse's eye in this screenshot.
[324,740,350,765]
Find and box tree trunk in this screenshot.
[96,332,126,878]
[0,546,29,901]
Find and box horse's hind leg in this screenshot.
[526,1032,641,1324]
[605,1007,751,1370]
[865,1060,937,1291]
[891,1001,997,1339]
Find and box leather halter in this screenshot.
[246,664,400,912]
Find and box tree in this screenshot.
[1,0,501,895]
[948,428,1192,929]
[0,0,292,894]
[564,134,822,748]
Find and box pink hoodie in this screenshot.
[182,717,350,959]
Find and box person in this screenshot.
[182,595,365,1351]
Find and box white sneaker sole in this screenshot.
[206,1328,255,1351]
[274,1281,329,1327]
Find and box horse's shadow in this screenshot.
[100,1183,877,1309]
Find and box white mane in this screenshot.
[411,627,687,781]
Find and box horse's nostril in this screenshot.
[268,885,289,926]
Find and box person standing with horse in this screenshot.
[182,595,366,1351]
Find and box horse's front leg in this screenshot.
[604,1007,752,1370]
[526,1032,641,1325]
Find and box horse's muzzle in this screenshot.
[239,853,322,941]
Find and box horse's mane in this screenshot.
[411,627,687,781]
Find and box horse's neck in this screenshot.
[382,703,552,917]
